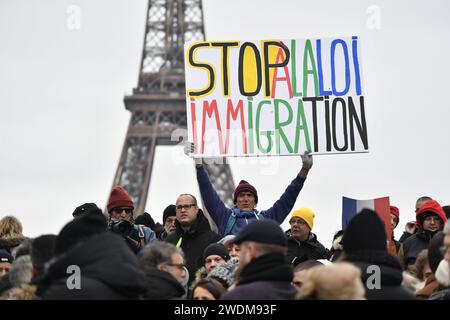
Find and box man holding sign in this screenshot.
[185,144,312,237]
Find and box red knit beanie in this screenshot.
[107,186,134,213]
[390,205,400,223]
[233,180,258,204]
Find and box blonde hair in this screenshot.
[298,262,365,300]
[0,216,23,239]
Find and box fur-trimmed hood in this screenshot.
[0,234,27,251]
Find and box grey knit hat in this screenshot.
[206,257,239,287]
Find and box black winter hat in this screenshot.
[232,219,287,247]
[163,205,176,224]
[72,203,102,218]
[30,234,57,275]
[343,209,387,253]
[203,243,230,263]
[135,212,156,229]
[56,213,107,255]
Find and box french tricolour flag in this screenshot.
[342,196,391,241]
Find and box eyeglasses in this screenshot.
[424,216,441,223]
[176,204,196,211]
[289,219,307,226]
[439,245,450,256]
[165,263,186,271]
[112,208,133,214]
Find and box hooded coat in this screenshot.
[403,200,447,266]
[0,234,27,254]
[37,232,147,300]
[196,166,306,237]
[165,209,220,284]
[285,230,328,265]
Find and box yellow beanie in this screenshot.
[290,208,315,230]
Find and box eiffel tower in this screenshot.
[111,0,235,219]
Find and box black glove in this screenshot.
[124,235,142,254]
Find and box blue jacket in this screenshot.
[130,224,157,244]
[196,166,306,237]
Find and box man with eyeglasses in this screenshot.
[285,208,327,266]
[403,199,447,266]
[185,142,313,237]
[106,186,156,253]
[165,194,221,284]
[138,242,187,300]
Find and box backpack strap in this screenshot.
[137,225,145,246]
[224,210,237,236]
[255,210,266,220]
[224,209,266,236]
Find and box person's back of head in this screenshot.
[416,196,433,211]
[0,216,24,239]
[428,232,445,274]
[232,219,288,255]
[293,259,324,273]
[55,213,107,256]
[410,249,429,281]
[8,255,33,288]
[297,262,365,300]
[72,203,103,218]
[134,212,156,229]
[342,209,387,255]
[30,234,56,278]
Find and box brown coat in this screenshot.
[416,274,439,299]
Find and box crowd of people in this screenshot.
[0,151,449,300]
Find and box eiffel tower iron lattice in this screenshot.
[110,0,235,218]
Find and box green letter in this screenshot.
[294,99,312,153]
[303,40,319,97]
[274,99,294,154]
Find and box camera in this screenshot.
[108,219,132,236]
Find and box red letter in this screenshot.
[271,48,293,98]
[225,99,247,154]
[201,99,225,154]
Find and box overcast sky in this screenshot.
[1,0,449,247]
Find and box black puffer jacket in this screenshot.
[38,232,147,300]
[345,251,415,300]
[141,267,185,300]
[285,230,328,265]
[165,209,220,284]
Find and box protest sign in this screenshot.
[184,37,368,157]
